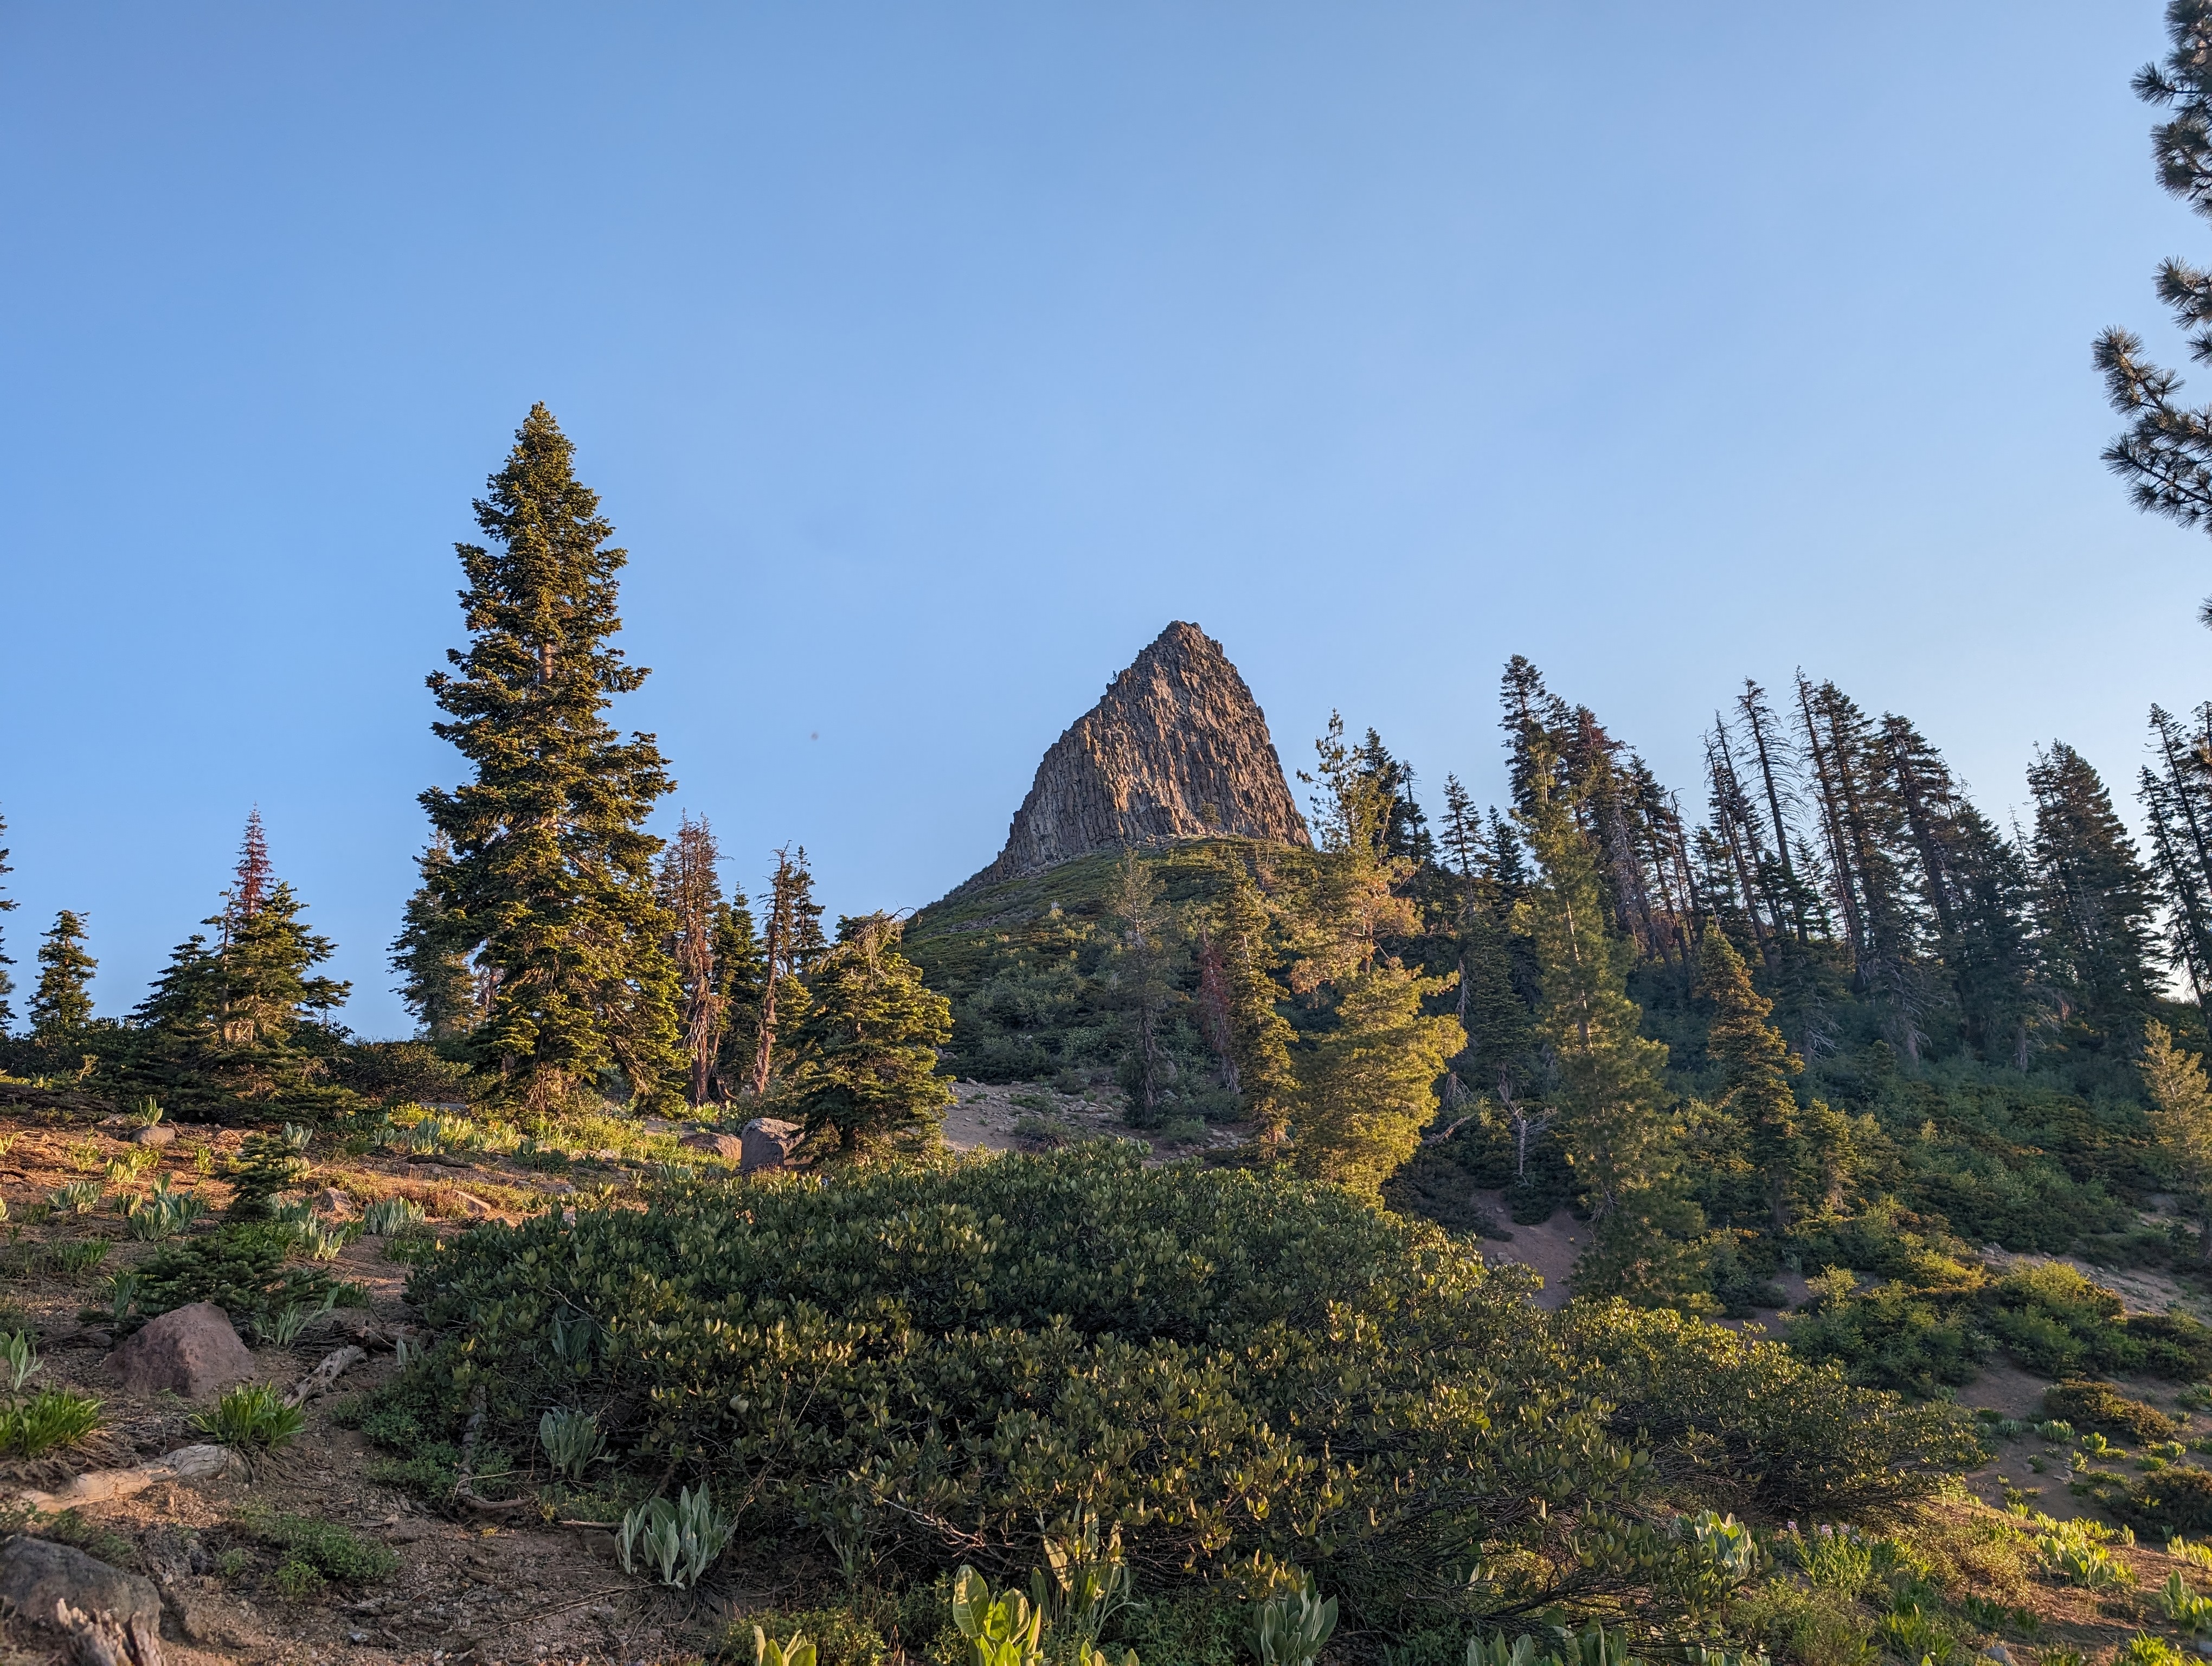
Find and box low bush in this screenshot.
[2043,1380,2179,1445]
[133,1223,336,1328]
[386,1146,1975,1638]
[239,1508,398,1582]
[2116,1464,2212,1537]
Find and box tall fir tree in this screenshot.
[0,808,14,1034]
[2028,741,2160,1050]
[1515,738,1710,1310]
[390,835,480,1040]
[30,911,95,1037]
[1204,850,1297,1141]
[1109,849,1181,1125]
[785,914,953,1154]
[2142,703,2212,1017]
[1294,957,1462,1204]
[747,845,825,1097]
[711,889,767,1098]
[2094,0,2212,600]
[2146,1021,2212,1260]
[1696,926,1803,1232]
[416,405,681,1109]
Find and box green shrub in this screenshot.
[0,1387,102,1456]
[2043,1380,2179,1444]
[1780,1279,1986,1396]
[240,1509,398,1582]
[397,1147,1975,1633]
[2116,1464,2212,1536]
[134,1223,335,1327]
[735,1607,888,1666]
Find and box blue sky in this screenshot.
[3,3,2208,1037]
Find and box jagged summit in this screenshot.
[962,621,1311,889]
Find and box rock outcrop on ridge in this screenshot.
[964,621,1311,888]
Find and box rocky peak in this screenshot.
[964,621,1311,888]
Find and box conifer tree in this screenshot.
[1515,741,1710,1309]
[2028,742,2159,1048]
[785,914,953,1154]
[1109,849,1180,1125]
[1945,806,2041,1068]
[1696,925,1802,1232]
[747,845,824,1097]
[1294,957,1462,1203]
[2142,703,2212,1016]
[2095,0,2212,598]
[134,819,351,1112]
[390,835,479,1040]
[1293,713,1417,989]
[417,405,681,1108]
[2146,1020,2212,1260]
[0,809,14,1035]
[1205,851,1297,1140]
[712,890,767,1098]
[658,814,731,1107]
[30,911,95,1037]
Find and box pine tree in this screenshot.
[1205,850,1297,1140]
[1109,849,1180,1125]
[391,835,479,1040]
[0,808,14,1035]
[1294,957,1463,1203]
[785,914,953,1154]
[2146,1020,2212,1260]
[1696,925,1802,1232]
[1515,740,1709,1309]
[2094,1,2212,597]
[417,404,680,1109]
[747,845,825,1097]
[1353,729,1433,866]
[2142,704,2212,1016]
[1292,713,1417,989]
[134,823,351,1113]
[1945,806,2041,1068]
[712,891,767,1099]
[658,813,730,1107]
[2028,741,2159,1049]
[30,911,95,1036]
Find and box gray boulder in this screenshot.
[741,1118,803,1175]
[106,1300,255,1400]
[0,1535,163,1634]
[132,1124,176,1147]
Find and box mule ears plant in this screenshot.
[615,1482,734,1589]
[754,1628,817,1666]
[951,1565,1046,1666]
[1249,1571,1335,1666]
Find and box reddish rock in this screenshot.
[104,1302,255,1400]
[963,621,1310,888]
[679,1131,745,1163]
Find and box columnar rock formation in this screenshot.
[964,621,1311,888]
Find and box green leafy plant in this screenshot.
[191,1381,305,1452]
[2045,1379,2179,1444]
[2119,1636,2190,1666]
[2035,1420,2074,1441]
[754,1629,819,1666]
[2036,1524,2131,1589]
[1250,1572,1335,1666]
[538,1407,605,1483]
[0,1387,102,1456]
[952,1565,1046,1666]
[134,1099,164,1129]
[263,1292,336,1347]
[1027,1510,1135,1655]
[363,1196,426,1236]
[0,1329,41,1392]
[616,1482,734,1589]
[2159,1572,2212,1637]
[51,1180,101,1215]
[48,1240,111,1278]
[240,1507,399,1582]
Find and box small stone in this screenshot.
[104,1300,255,1399]
[132,1124,177,1147]
[1983,1646,2014,1665]
[315,1187,352,1216]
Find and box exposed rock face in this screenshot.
[0,1536,164,1638]
[105,1300,255,1400]
[968,622,1310,886]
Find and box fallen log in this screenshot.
[54,1596,164,1666]
[14,1444,237,1512]
[282,1344,365,1408]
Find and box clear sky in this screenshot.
[3,3,2209,1038]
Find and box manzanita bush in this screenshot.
[391,1146,1973,1635]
